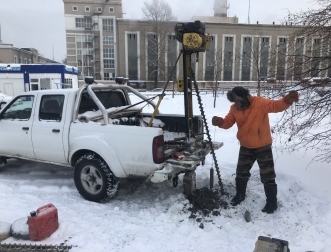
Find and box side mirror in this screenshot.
[0,102,6,111]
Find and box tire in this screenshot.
[74,153,119,203]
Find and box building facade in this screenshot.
[63,0,326,86]
[116,20,303,83]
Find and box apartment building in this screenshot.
[63,0,123,80]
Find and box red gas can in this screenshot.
[27,203,59,241]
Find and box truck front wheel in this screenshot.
[74,153,119,203]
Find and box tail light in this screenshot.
[153,135,164,164]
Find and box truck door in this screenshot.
[0,95,36,158]
[31,94,67,164]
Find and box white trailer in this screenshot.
[0,64,79,96]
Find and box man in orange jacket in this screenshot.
[212,86,299,214]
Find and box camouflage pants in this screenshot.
[236,144,276,185]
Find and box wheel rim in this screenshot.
[80,165,103,195]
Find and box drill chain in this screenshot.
[191,70,224,194]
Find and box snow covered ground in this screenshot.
[0,90,330,252]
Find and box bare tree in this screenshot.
[142,0,176,88]
[62,57,67,65]
[204,48,224,107]
[272,0,331,162]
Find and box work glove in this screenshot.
[212,116,224,127]
[284,91,299,104]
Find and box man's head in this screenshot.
[227,86,250,110]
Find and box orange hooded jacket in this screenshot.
[218,95,291,148]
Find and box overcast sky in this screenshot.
[0,0,316,63]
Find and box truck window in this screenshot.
[39,95,64,122]
[1,95,34,120]
[78,90,127,114]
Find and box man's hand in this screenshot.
[212,116,224,127]
[284,91,299,104]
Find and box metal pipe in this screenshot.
[74,83,158,125]
[89,83,157,109]
[124,85,157,109]
[72,84,88,122]
[87,85,109,125]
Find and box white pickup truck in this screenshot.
[0,80,222,202]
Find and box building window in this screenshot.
[279,38,286,43]
[85,6,90,12]
[103,48,114,58]
[14,56,17,63]
[104,60,115,69]
[29,59,32,64]
[65,79,73,88]
[104,72,113,80]
[109,7,114,13]
[75,18,92,28]
[72,6,78,11]
[297,38,304,43]
[103,19,113,32]
[103,36,114,45]
[77,60,82,66]
[77,48,93,55]
[97,7,102,13]
[19,57,22,63]
[24,58,27,64]
[76,35,93,43]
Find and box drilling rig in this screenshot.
[174,21,223,193]
[146,21,223,194]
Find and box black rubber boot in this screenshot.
[262,184,278,214]
[230,178,248,206]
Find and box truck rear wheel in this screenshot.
[74,153,119,203]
